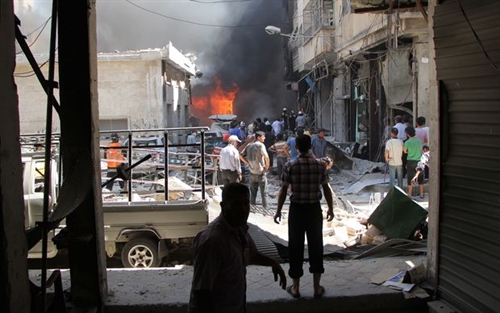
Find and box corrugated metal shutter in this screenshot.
[434,0,500,312]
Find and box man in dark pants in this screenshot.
[274,135,334,299]
[240,131,270,210]
[189,183,286,313]
[219,135,243,187]
[105,133,125,190]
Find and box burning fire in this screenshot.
[191,76,239,124]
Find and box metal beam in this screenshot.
[58,0,107,310]
[14,15,61,115]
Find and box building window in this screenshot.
[305,0,335,36]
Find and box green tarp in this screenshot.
[368,186,428,239]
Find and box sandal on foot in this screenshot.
[286,285,301,298]
[314,286,325,299]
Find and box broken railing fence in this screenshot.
[21,126,212,311]
[99,127,212,202]
[21,126,214,203]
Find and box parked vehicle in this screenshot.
[23,127,211,268]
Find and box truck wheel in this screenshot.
[121,238,160,268]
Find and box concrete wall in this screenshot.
[413,36,431,119]
[15,54,192,133]
[302,28,336,69]
[15,61,62,133]
[98,59,163,129]
[332,68,348,142]
[335,5,387,60]
[334,0,426,60]
[317,78,334,133]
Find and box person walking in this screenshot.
[272,117,284,136]
[188,183,286,313]
[288,110,297,132]
[264,125,275,172]
[105,133,125,191]
[240,131,270,210]
[281,108,289,131]
[269,133,287,178]
[311,128,328,158]
[384,127,404,189]
[274,135,334,299]
[219,135,243,187]
[284,127,304,160]
[295,111,306,129]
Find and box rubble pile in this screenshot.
[265,158,428,260]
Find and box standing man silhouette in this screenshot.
[274,135,334,299]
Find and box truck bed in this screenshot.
[102,199,208,242]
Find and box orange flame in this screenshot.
[192,77,239,124]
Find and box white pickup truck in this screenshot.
[23,127,211,268]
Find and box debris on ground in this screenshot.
[262,166,428,262]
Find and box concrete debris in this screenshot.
[263,163,427,261]
[370,267,401,285]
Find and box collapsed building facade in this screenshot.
[282,0,430,160]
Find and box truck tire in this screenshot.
[121,238,160,268]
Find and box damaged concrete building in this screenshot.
[282,0,430,160]
[16,42,199,134]
[1,0,499,312]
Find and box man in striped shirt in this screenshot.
[274,135,334,299]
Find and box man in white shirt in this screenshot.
[385,127,404,189]
[219,135,243,187]
[240,131,270,209]
[393,115,407,141]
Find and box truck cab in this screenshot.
[23,153,60,259]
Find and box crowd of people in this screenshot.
[218,114,333,212]
[185,111,431,312]
[226,107,311,141]
[384,115,430,199]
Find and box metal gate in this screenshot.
[434,0,500,312]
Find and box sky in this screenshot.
[14,0,295,122]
